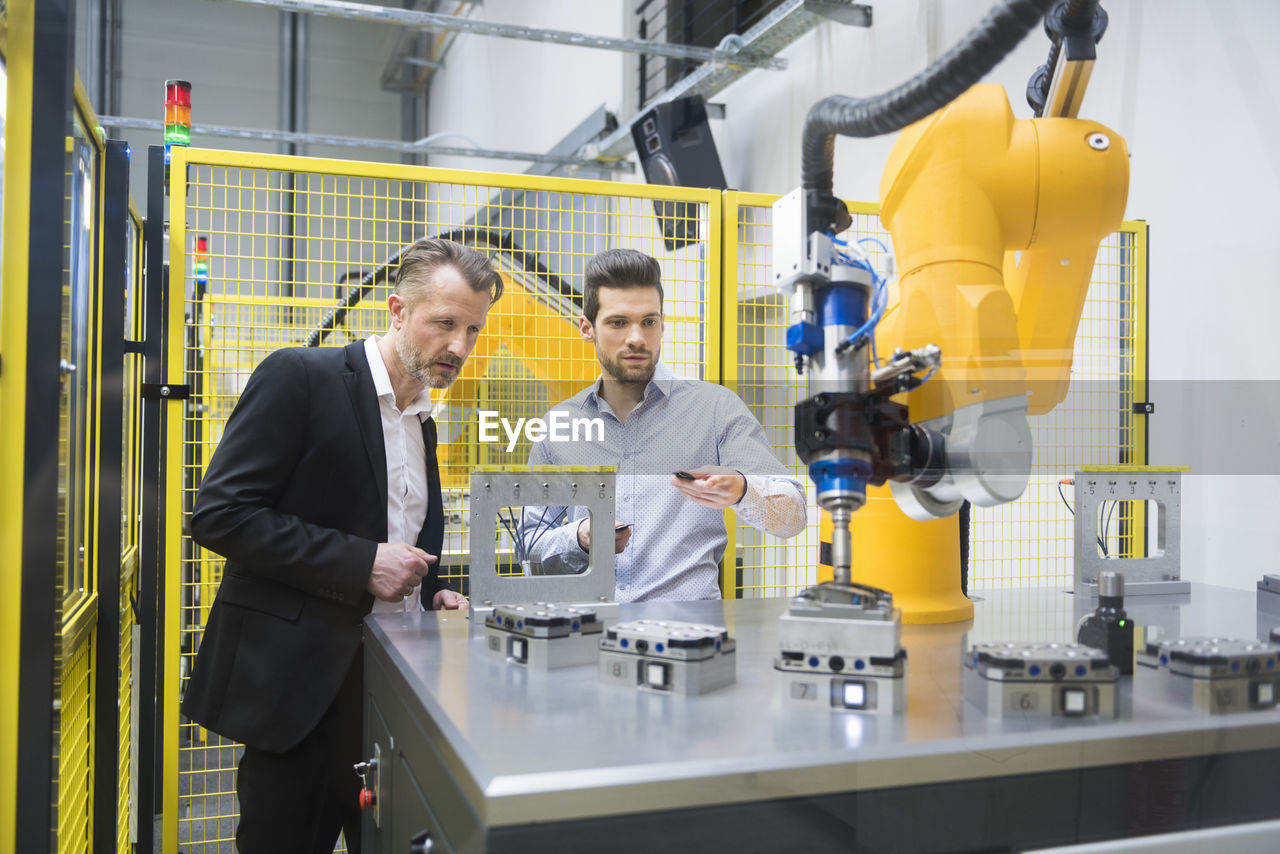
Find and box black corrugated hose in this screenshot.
[1028,0,1107,115]
[800,0,1057,224]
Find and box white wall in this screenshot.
[424,0,625,173]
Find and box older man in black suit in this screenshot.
[182,238,502,853]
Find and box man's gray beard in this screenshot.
[395,335,455,390]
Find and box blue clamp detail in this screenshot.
[808,458,871,497]
[786,321,823,356]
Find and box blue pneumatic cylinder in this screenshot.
[794,277,873,508]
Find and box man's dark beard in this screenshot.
[600,348,655,385]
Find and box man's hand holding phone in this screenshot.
[670,466,748,509]
[577,517,633,554]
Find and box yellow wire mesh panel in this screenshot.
[724,193,822,598]
[724,193,1145,597]
[57,632,94,853]
[967,228,1146,588]
[118,565,136,854]
[56,99,103,854]
[170,150,718,849]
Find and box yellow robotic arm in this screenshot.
[833,83,1129,622]
[774,0,1126,621]
[877,82,1129,518]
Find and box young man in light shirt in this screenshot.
[525,248,807,601]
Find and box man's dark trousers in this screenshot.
[235,654,362,853]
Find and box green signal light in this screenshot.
[1118,620,1126,626]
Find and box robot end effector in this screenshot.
[772,189,957,529]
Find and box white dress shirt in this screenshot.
[364,336,433,613]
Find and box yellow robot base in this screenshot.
[818,485,974,625]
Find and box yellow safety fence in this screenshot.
[119,203,145,854]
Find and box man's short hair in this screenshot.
[582,248,663,324]
[395,238,504,309]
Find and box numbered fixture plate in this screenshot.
[484,603,603,671]
[469,468,617,608]
[598,620,736,695]
[775,582,906,715]
[1074,467,1186,596]
[1137,637,1280,715]
[775,649,906,715]
[964,642,1119,720]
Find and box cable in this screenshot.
[1101,498,1119,554]
[499,509,524,562]
[1026,1,1107,115]
[306,228,576,348]
[856,237,891,255]
[1057,481,1073,515]
[1058,479,1108,556]
[801,0,1055,222]
[521,505,556,558]
[833,260,888,356]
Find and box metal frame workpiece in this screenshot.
[468,467,616,608]
[1074,466,1189,596]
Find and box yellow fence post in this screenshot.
[719,191,740,598]
[0,1,38,845]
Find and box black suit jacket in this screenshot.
[182,340,447,752]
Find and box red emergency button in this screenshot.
[359,788,376,809]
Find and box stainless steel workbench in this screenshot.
[361,584,1280,853]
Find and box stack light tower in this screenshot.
[164,79,192,162]
[194,236,209,289]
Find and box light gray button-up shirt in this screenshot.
[523,362,806,602]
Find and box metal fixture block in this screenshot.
[775,582,906,714]
[598,620,736,696]
[964,641,1119,720]
[484,603,604,671]
[1137,637,1280,715]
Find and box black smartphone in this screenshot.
[615,522,633,531]
[674,470,696,480]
